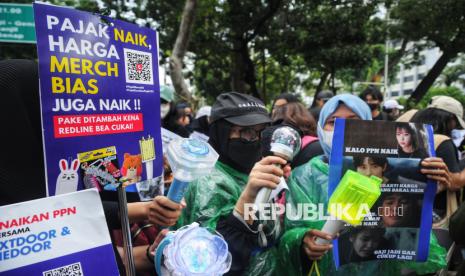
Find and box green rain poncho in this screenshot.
[277,156,447,276]
[177,161,280,275]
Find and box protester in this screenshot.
[177,102,193,122]
[383,99,404,121]
[176,102,194,132]
[160,85,175,120]
[277,94,449,275]
[360,86,389,120]
[176,92,290,274]
[191,105,212,136]
[396,109,419,123]
[309,90,334,121]
[411,96,465,222]
[1,60,183,275]
[270,93,300,116]
[159,86,192,137]
[162,101,192,137]
[0,59,46,206]
[449,201,465,275]
[262,102,323,168]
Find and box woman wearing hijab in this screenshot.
[277,94,449,275]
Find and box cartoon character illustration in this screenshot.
[121,153,142,185]
[55,158,80,195]
[103,160,122,178]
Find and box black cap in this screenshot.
[210,92,271,126]
[316,90,334,101]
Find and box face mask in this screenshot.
[161,104,170,119]
[368,103,379,111]
[321,129,334,151]
[451,129,465,147]
[227,138,262,173]
[318,123,334,153]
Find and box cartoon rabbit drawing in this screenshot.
[55,159,80,195]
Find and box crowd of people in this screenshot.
[3,58,465,275]
[147,84,465,275]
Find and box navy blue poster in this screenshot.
[329,119,436,267]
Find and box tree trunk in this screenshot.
[243,45,261,99]
[230,40,261,99]
[408,48,458,103]
[230,39,247,94]
[169,0,197,103]
[311,71,329,108]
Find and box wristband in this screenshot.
[146,245,154,264]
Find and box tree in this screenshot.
[398,86,465,110]
[270,0,385,104]
[437,57,465,87]
[224,0,283,99]
[184,0,286,102]
[391,0,465,103]
[169,0,197,103]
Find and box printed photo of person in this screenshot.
[384,228,419,253]
[350,156,424,228]
[377,192,422,228]
[353,156,390,184]
[338,227,388,265]
[395,123,429,159]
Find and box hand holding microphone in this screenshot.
[254,126,301,205]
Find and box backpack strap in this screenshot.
[301,135,318,149]
[433,134,451,151]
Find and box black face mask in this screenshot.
[368,103,379,111]
[227,138,262,173]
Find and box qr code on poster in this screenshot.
[43,262,83,276]
[124,48,154,85]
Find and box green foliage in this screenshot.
[4,0,465,106]
[398,86,465,110]
[438,56,465,87]
[390,0,465,101]
[270,0,385,94]
[391,0,465,50]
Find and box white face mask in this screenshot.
[160,104,170,119]
[451,129,465,147]
[322,129,334,150]
[318,124,334,151]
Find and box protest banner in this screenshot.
[0,189,118,275]
[33,3,163,200]
[329,119,436,266]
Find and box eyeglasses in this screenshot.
[233,126,265,141]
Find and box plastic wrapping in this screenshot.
[159,223,232,275]
[176,161,246,229]
[245,247,279,276]
[176,161,280,275]
[278,156,447,275]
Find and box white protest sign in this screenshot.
[0,189,119,275]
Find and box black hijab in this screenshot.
[208,119,257,174]
[0,59,46,205]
